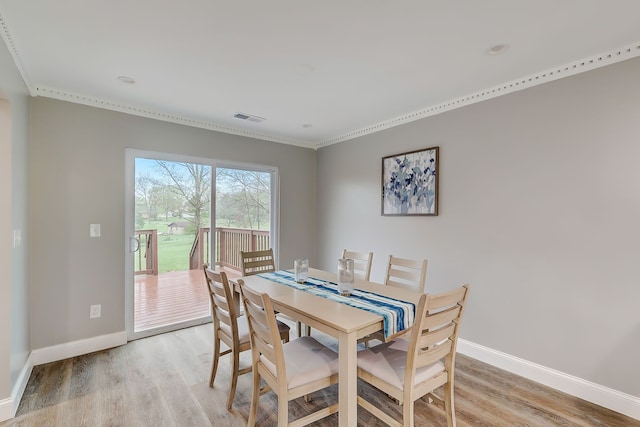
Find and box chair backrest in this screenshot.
[342,249,373,281]
[240,249,276,276]
[404,284,471,390]
[203,264,239,336]
[384,255,428,293]
[238,279,286,378]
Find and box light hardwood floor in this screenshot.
[3,323,637,427]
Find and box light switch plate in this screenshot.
[13,229,22,248]
[90,224,101,237]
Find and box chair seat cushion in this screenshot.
[261,336,338,389]
[221,316,251,344]
[388,336,410,351]
[357,342,444,390]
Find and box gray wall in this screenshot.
[5,28,638,407]
[317,57,640,396]
[29,98,316,349]
[0,37,30,401]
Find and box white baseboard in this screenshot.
[0,398,12,422]
[457,339,640,421]
[11,352,33,415]
[0,353,34,422]
[31,330,127,366]
[0,332,126,422]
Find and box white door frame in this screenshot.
[125,148,279,341]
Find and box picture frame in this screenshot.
[381,146,439,216]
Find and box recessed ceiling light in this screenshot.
[485,44,510,56]
[117,76,136,84]
[302,124,313,128]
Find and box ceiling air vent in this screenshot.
[234,112,266,123]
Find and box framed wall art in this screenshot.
[381,146,439,216]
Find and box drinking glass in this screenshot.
[337,258,355,296]
[294,259,309,283]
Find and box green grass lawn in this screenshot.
[136,218,197,273]
[157,233,194,272]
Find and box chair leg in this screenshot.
[443,382,456,427]
[226,346,240,409]
[247,369,261,427]
[305,324,311,336]
[296,321,303,337]
[277,392,288,427]
[402,400,415,427]
[210,336,220,388]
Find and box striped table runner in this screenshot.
[257,270,415,340]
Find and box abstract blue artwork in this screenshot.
[382,146,439,216]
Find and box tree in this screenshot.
[215,192,240,227]
[216,168,270,229]
[153,160,211,231]
[151,185,182,221]
[135,214,146,230]
[135,173,158,221]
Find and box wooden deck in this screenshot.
[134,267,241,332]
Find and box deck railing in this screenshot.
[216,227,270,270]
[134,229,158,275]
[189,227,211,271]
[136,226,269,275]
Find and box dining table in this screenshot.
[232,267,422,427]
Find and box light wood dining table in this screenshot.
[233,267,422,427]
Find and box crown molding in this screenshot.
[1,8,313,148]
[315,41,640,148]
[0,9,35,96]
[2,4,639,151]
[33,86,315,148]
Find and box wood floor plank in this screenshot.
[152,370,213,427]
[4,324,638,427]
[163,328,212,387]
[123,377,173,426]
[454,373,574,426]
[190,381,247,427]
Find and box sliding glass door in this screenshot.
[125,149,278,340]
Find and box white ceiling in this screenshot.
[1,1,640,149]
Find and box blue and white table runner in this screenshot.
[257,270,416,340]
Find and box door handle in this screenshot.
[129,236,140,253]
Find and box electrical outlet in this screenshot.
[90,304,101,319]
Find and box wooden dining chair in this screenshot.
[202,264,290,410]
[356,284,471,427]
[342,249,374,281]
[240,248,277,276]
[238,279,339,427]
[360,255,427,347]
[240,248,307,337]
[385,255,428,293]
